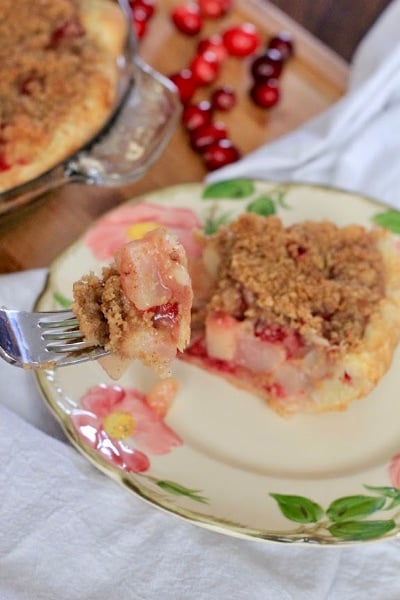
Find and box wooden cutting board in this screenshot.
[0,0,349,273]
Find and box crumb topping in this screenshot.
[0,0,115,169]
[205,214,385,350]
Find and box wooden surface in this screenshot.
[0,0,349,274]
[270,0,392,61]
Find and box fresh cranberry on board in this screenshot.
[203,138,241,170]
[250,48,284,81]
[268,31,295,61]
[182,101,213,131]
[197,34,227,63]
[250,79,280,108]
[171,3,203,36]
[198,0,232,18]
[211,86,236,111]
[222,23,261,57]
[190,51,220,85]
[169,69,198,103]
[190,121,228,153]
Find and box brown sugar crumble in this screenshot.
[204,214,385,351]
[0,0,115,170]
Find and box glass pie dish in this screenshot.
[0,0,181,219]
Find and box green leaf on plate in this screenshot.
[364,485,400,499]
[202,179,255,200]
[157,480,208,503]
[364,485,400,510]
[203,211,232,234]
[270,493,324,524]
[327,495,386,522]
[328,519,396,541]
[53,291,72,308]
[246,196,276,216]
[372,210,400,233]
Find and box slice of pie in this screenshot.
[0,0,126,193]
[182,213,400,416]
[72,227,193,379]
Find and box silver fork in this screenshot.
[0,308,110,369]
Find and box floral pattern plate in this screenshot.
[35,179,400,545]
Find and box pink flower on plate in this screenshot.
[71,384,182,473]
[84,202,202,261]
[389,453,400,488]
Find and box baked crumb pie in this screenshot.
[72,227,193,379]
[182,213,400,415]
[73,211,400,416]
[0,0,126,193]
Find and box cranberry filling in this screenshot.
[186,337,237,374]
[48,19,85,48]
[0,152,11,172]
[150,302,179,328]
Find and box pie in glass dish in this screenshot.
[0,0,127,193]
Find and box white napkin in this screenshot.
[2,3,400,598]
[207,0,400,211]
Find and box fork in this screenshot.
[0,308,110,369]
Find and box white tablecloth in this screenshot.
[2,2,400,598]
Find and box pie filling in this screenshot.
[72,227,193,378]
[73,211,400,415]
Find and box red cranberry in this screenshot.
[182,100,213,131]
[0,152,11,172]
[203,138,241,171]
[222,23,261,57]
[190,51,220,85]
[190,121,228,153]
[250,48,284,81]
[171,3,202,36]
[198,0,231,18]
[211,85,236,111]
[47,19,85,48]
[169,69,198,103]
[268,31,294,61]
[197,34,227,63]
[129,0,155,20]
[133,12,147,38]
[250,79,280,108]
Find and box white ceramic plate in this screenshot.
[35,179,400,544]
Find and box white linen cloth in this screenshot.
[2,2,400,598]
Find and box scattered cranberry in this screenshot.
[268,31,294,61]
[129,0,156,20]
[133,12,147,38]
[190,51,220,85]
[169,68,198,103]
[182,100,213,131]
[211,85,236,111]
[198,0,231,18]
[197,34,227,63]
[250,48,284,82]
[190,121,228,152]
[171,3,202,36]
[203,138,241,170]
[222,23,261,57]
[250,79,280,108]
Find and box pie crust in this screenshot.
[0,0,127,193]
